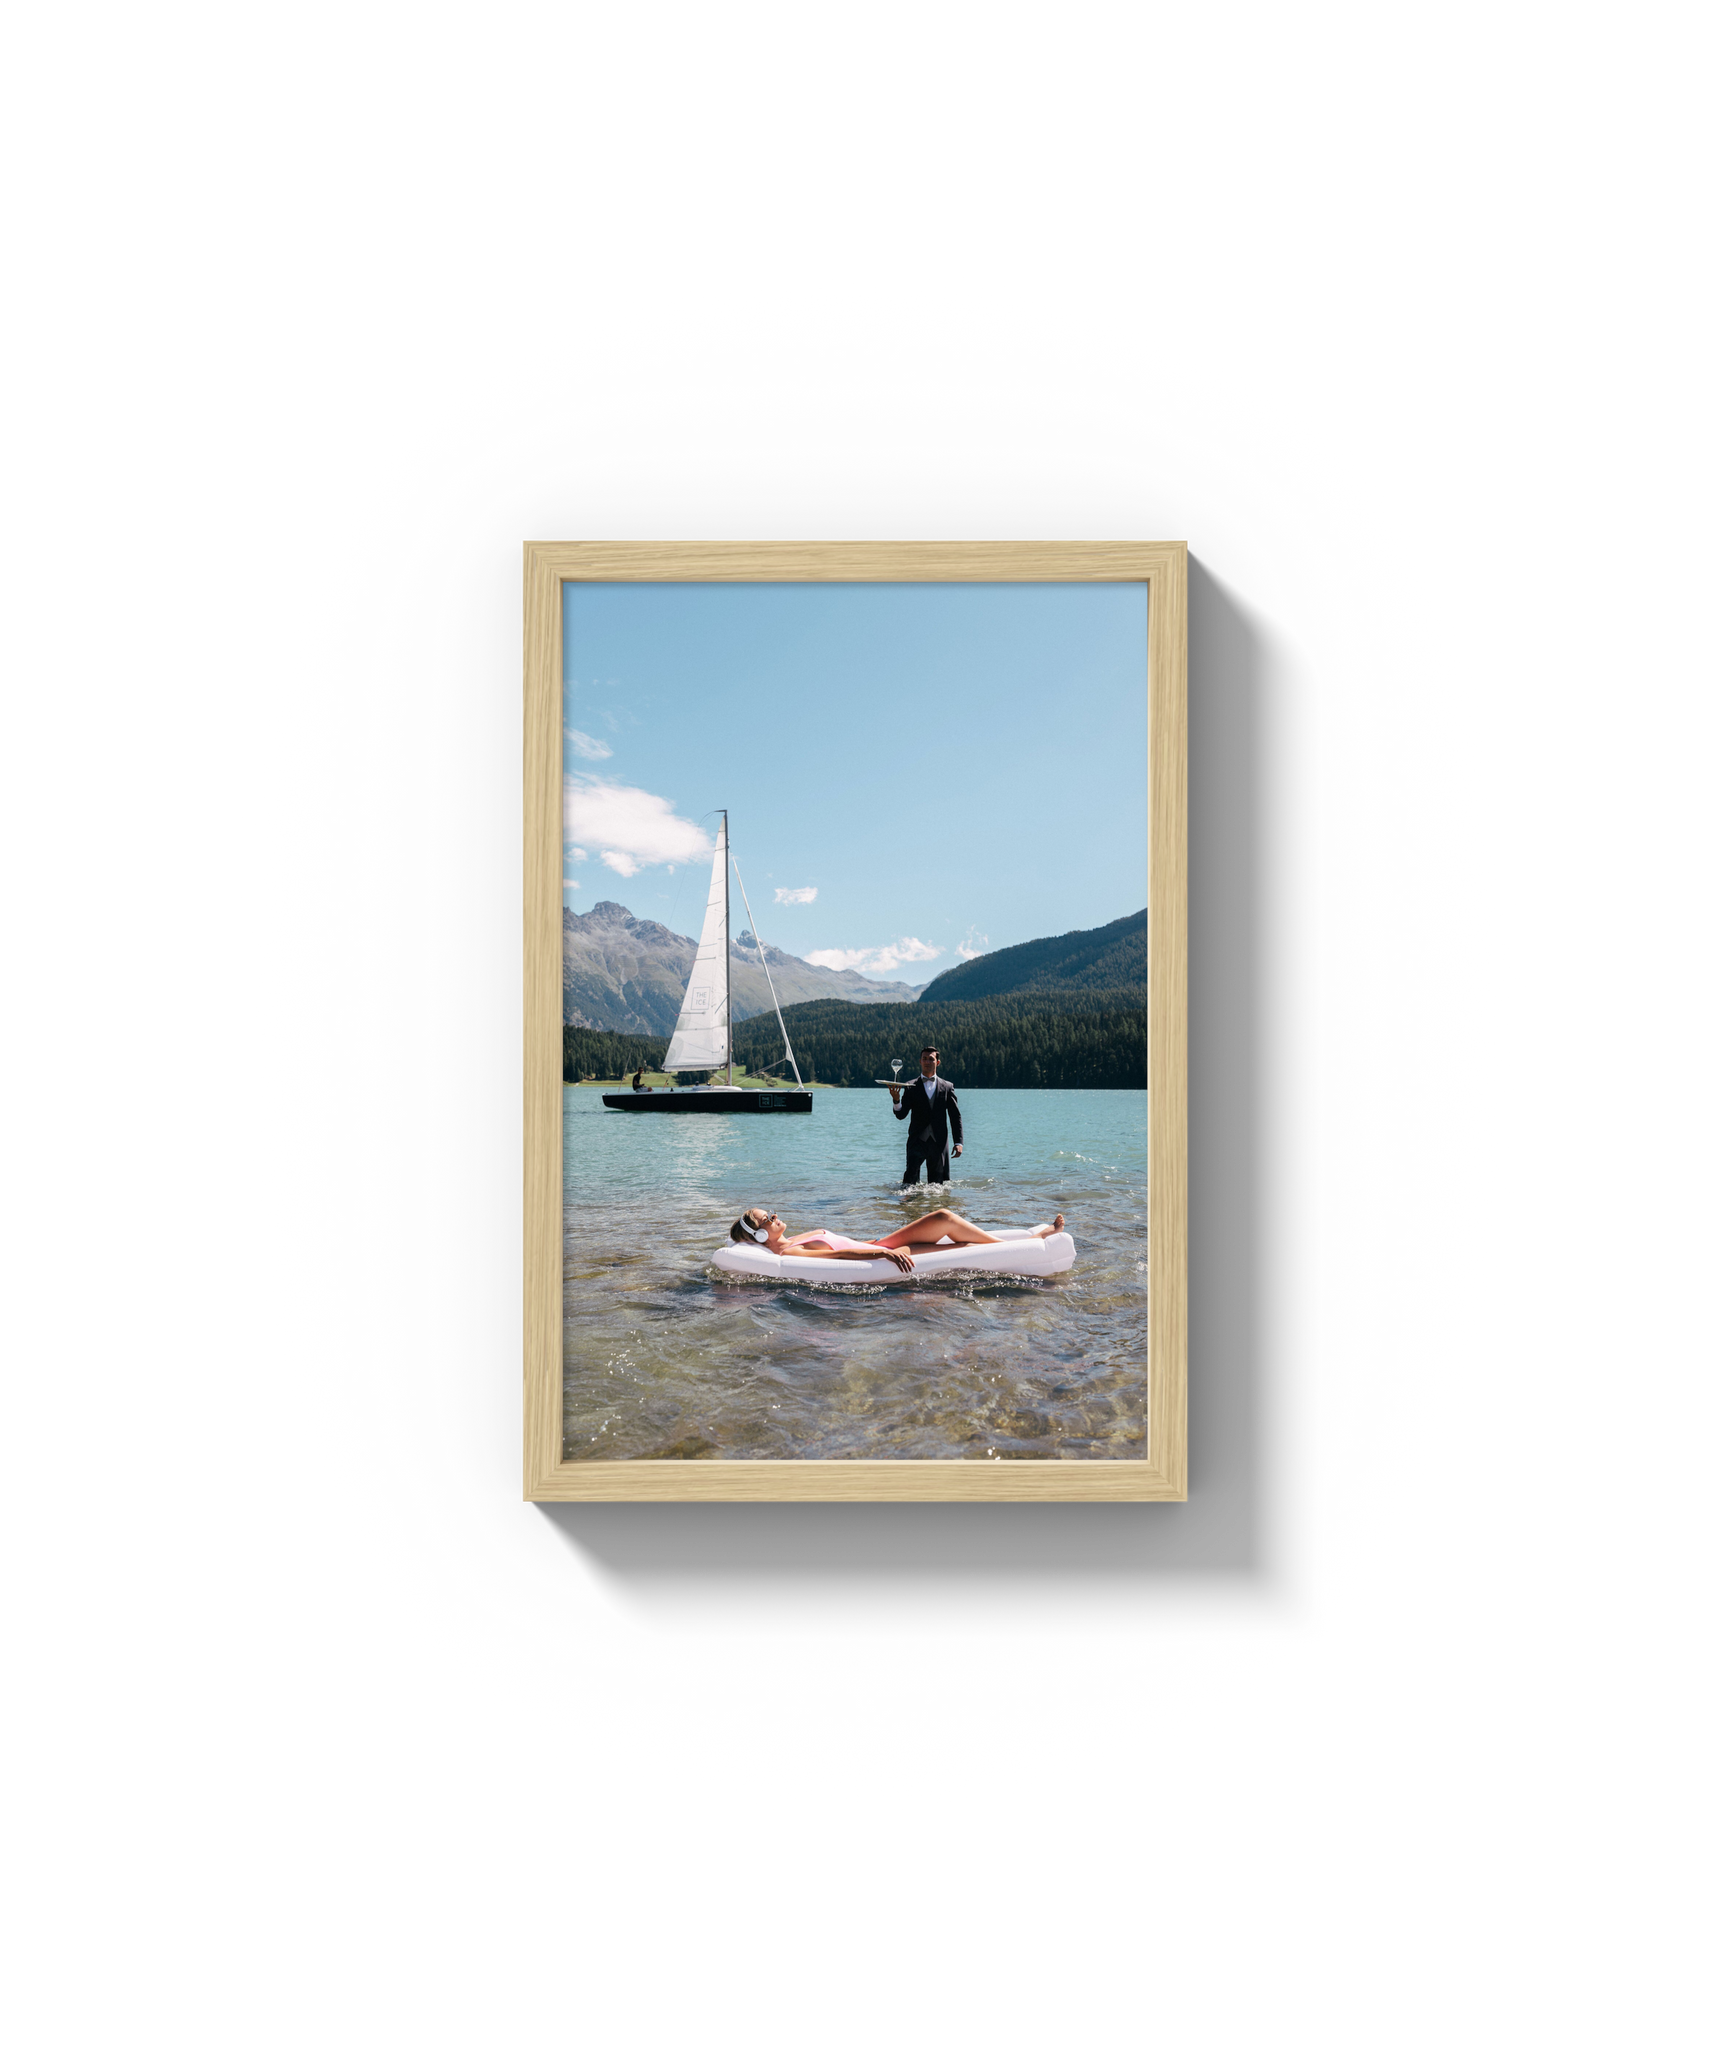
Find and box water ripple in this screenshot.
[563,1087,1147,1461]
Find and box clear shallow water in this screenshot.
[563,1087,1147,1461]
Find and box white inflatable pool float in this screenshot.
[711,1228,1076,1285]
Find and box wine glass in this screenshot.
[891,1058,903,1085]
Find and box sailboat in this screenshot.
[601,812,813,1114]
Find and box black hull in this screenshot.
[600,1090,812,1114]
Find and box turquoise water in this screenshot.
[562,1087,1148,1461]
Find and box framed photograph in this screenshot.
[524,544,1186,1500]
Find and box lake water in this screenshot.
[563,1087,1148,1461]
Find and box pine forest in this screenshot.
[562,988,1145,1089]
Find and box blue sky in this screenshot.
[564,582,1148,985]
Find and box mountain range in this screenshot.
[562,901,923,1034]
[916,907,1147,1002]
[563,899,1149,1035]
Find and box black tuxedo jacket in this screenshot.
[893,1075,962,1148]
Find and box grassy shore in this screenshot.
[567,1066,835,1090]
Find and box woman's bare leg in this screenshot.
[876,1208,1065,1248]
[875,1209,999,1249]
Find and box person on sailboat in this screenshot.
[729,1207,1064,1273]
[630,1067,649,1092]
[888,1046,963,1185]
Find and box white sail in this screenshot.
[664,816,730,1073]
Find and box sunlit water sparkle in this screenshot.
[563,1087,1147,1460]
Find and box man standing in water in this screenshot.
[889,1045,964,1186]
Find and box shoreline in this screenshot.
[564,1079,1146,1092]
[566,1075,839,1091]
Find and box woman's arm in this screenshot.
[787,1242,915,1271]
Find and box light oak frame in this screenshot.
[525,543,1186,1501]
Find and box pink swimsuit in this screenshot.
[794,1232,873,1252]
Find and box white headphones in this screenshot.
[747,1213,775,1243]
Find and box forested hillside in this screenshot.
[563,1025,667,1082]
[732,991,1146,1089]
[916,907,1147,1001]
[564,989,1147,1089]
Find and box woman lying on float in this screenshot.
[727,1206,1065,1273]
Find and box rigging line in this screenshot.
[729,850,805,1090]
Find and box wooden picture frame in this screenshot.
[525,543,1186,1500]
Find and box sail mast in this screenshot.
[723,809,732,1086]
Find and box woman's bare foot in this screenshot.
[1030,1214,1065,1239]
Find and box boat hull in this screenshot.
[599,1090,812,1114]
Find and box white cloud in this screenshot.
[957,926,991,960]
[806,936,942,978]
[566,728,612,761]
[774,885,817,905]
[563,775,712,881]
[563,878,580,890]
